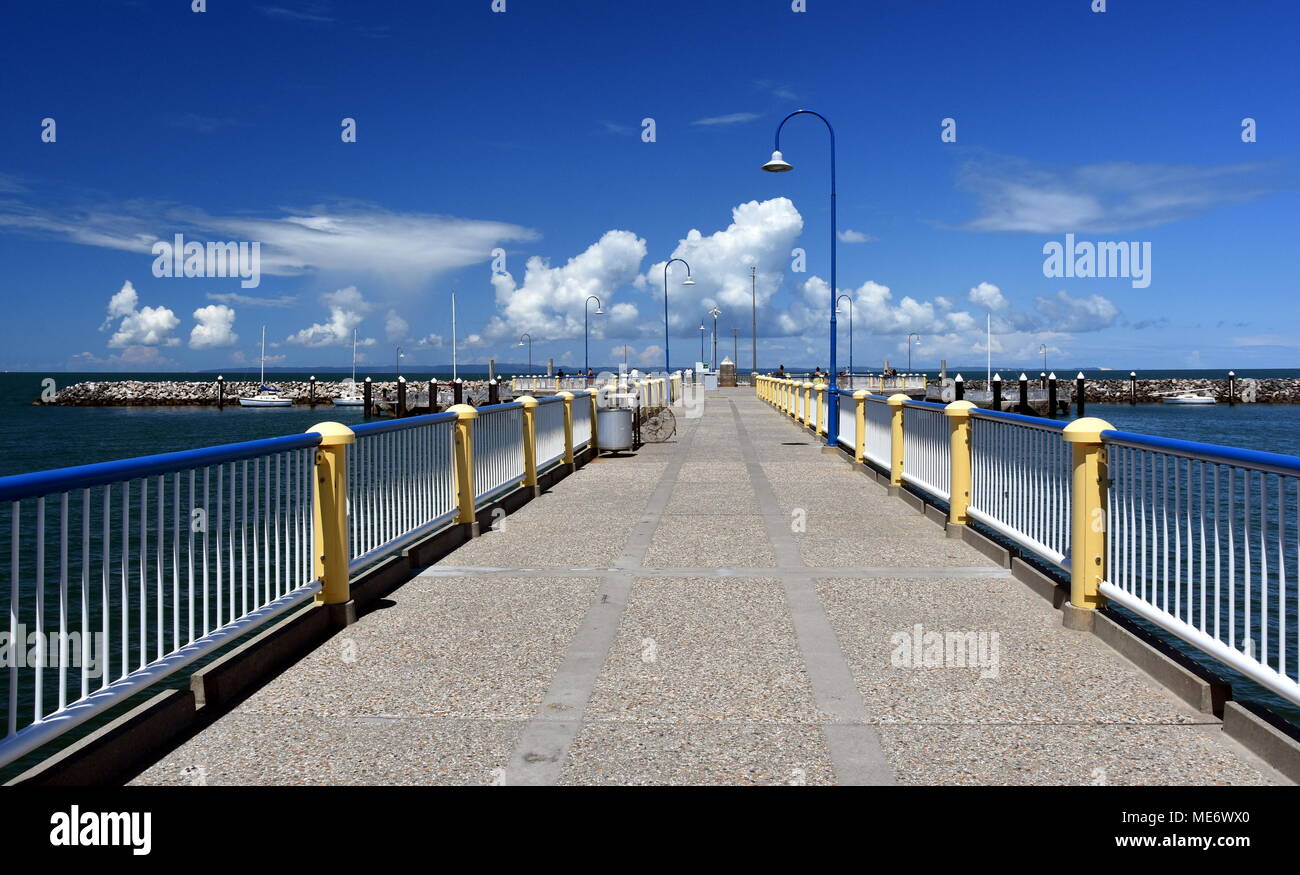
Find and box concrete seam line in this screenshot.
[502,415,702,786]
[418,565,1012,580]
[730,397,896,786]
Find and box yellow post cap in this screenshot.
[1063,416,1114,443]
[515,394,538,408]
[308,421,355,446]
[887,393,910,406]
[944,399,977,417]
[557,391,574,400]
[853,389,869,399]
[447,403,479,420]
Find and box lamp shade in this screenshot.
[761,150,793,172]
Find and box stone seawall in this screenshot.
[954,376,1293,404]
[37,380,504,407]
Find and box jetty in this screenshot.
[1,378,1297,785]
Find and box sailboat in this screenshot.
[332,329,364,407]
[239,326,293,407]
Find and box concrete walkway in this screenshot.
[133,389,1284,785]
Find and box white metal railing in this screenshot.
[1101,432,1300,707]
[572,395,593,449]
[901,402,950,501]
[348,413,457,572]
[838,373,927,393]
[0,433,321,768]
[535,397,567,470]
[968,411,1071,569]
[836,393,855,451]
[865,396,892,469]
[512,376,590,392]
[474,404,525,501]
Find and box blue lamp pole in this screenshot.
[584,295,604,381]
[763,109,839,447]
[663,258,695,373]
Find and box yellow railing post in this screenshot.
[449,403,479,532]
[887,393,908,488]
[853,390,868,463]
[814,382,826,436]
[518,395,538,490]
[1063,417,1113,620]
[588,388,600,454]
[944,401,976,527]
[559,390,576,466]
[308,422,355,620]
[803,382,813,428]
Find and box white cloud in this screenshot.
[385,309,409,343]
[957,156,1281,233]
[691,112,761,127]
[285,286,376,347]
[100,280,180,348]
[968,281,1009,312]
[0,202,539,291]
[638,197,804,340]
[1033,290,1119,332]
[189,304,238,349]
[483,229,647,341]
[206,292,297,308]
[838,229,875,243]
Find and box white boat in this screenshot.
[239,326,293,408]
[1160,391,1216,405]
[332,329,364,406]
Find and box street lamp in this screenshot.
[395,346,404,379]
[731,327,739,365]
[907,333,920,372]
[837,293,853,385]
[584,295,604,380]
[517,333,533,372]
[1039,343,1048,374]
[699,322,706,365]
[750,265,758,375]
[708,306,721,368]
[764,109,839,447]
[663,258,695,372]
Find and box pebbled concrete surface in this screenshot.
[131,388,1285,786]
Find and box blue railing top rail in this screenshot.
[351,410,458,438]
[902,399,947,411]
[1102,429,1300,478]
[476,401,524,415]
[970,407,1068,431]
[536,395,568,406]
[0,432,323,504]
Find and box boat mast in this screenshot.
[451,289,458,381]
[260,324,266,386]
[351,328,357,383]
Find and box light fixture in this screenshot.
[761,150,793,172]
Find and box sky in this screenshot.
[0,0,1296,374]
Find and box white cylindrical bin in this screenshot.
[597,408,634,451]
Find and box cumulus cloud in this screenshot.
[100,280,180,348]
[968,281,1009,312]
[838,229,875,243]
[189,304,238,349]
[285,286,376,347]
[638,197,804,339]
[483,230,647,341]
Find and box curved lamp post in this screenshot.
[708,306,721,369]
[699,322,706,365]
[836,293,853,386]
[518,333,533,372]
[584,295,604,380]
[663,258,695,373]
[764,109,838,446]
[907,333,920,372]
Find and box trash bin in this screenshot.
[597,408,634,451]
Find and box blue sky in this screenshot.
[0,0,1296,373]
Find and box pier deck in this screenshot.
[131,389,1283,785]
